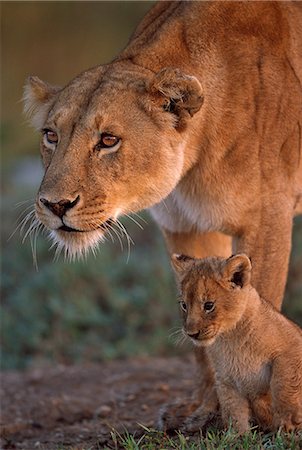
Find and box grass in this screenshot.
[49,426,302,450]
[108,427,302,450]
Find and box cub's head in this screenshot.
[171,253,252,347]
[23,64,203,258]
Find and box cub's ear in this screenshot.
[23,76,61,129]
[171,253,195,276]
[148,68,203,127]
[222,254,252,289]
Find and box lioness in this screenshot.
[171,253,302,433]
[24,1,302,428]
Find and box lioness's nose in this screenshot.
[39,195,80,218]
[187,331,200,339]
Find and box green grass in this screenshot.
[109,426,302,450]
[51,426,302,450]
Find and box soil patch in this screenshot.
[1,356,195,449]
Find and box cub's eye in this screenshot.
[204,301,215,313]
[95,133,121,151]
[43,129,58,145]
[179,301,187,312]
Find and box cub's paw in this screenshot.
[273,411,302,432]
[157,398,200,432]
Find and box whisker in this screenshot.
[130,211,148,225]
[161,198,170,213]
[27,220,41,270]
[53,241,63,262]
[174,332,188,347]
[104,226,115,244]
[115,219,134,263]
[107,221,124,251]
[88,220,111,248]
[20,210,36,235]
[22,215,38,243]
[168,328,183,339]
[13,199,33,209]
[124,213,144,230]
[9,207,36,241]
[14,203,35,218]
[99,222,114,244]
[32,222,43,270]
[116,219,134,245]
[168,327,188,347]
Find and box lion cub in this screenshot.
[172,253,302,433]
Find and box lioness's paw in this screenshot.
[180,406,217,433]
[157,398,200,432]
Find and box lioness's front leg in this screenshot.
[158,229,231,431]
[235,199,293,310]
[162,229,232,260]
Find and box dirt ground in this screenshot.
[0,356,195,450]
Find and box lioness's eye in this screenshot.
[179,301,187,312]
[43,129,58,145]
[96,133,121,150]
[204,301,215,313]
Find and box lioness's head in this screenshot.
[23,63,203,258]
[171,253,252,347]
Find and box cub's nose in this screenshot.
[39,195,80,218]
[187,331,200,340]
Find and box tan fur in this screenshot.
[24,1,302,421]
[24,1,302,300]
[171,253,302,433]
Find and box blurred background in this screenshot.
[1,1,301,370]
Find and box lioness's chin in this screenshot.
[49,228,105,260]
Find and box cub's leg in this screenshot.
[216,381,250,434]
[270,354,302,431]
[235,199,293,310]
[251,392,273,430]
[158,229,231,431]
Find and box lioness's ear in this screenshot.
[23,76,61,129]
[171,253,195,275]
[222,254,252,289]
[148,68,203,127]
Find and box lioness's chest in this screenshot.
[150,186,231,234]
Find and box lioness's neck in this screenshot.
[118,2,201,73]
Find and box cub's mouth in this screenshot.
[188,330,218,347]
